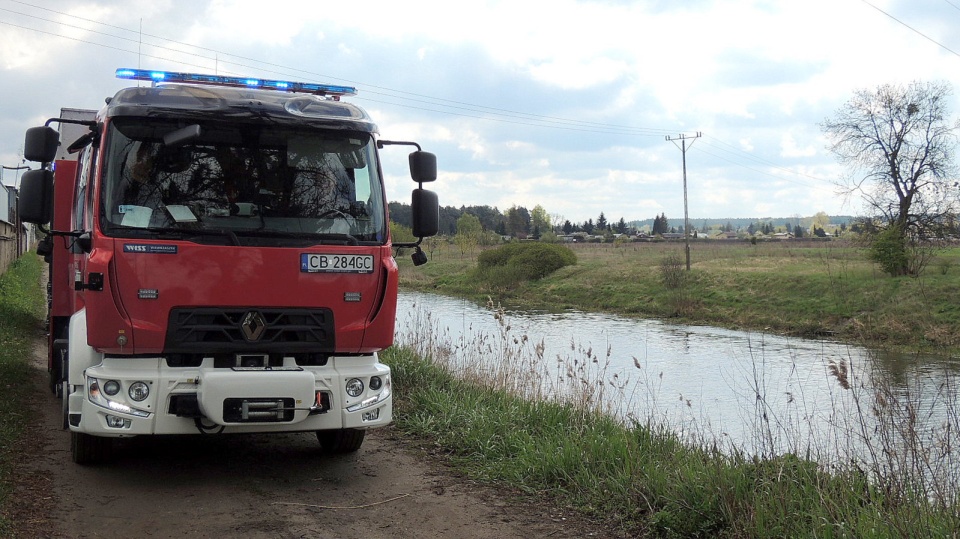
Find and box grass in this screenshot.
[402,239,960,355]
[0,254,47,536]
[383,300,960,537]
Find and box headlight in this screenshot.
[128,381,150,402]
[345,378,364,397]
[369,376,383,390]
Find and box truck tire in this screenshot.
[316,428,365,454]
[71,432,113,465]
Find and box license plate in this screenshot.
[301,253,374,273]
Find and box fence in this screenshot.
[0,220,25,275]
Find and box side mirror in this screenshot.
[409,151,436,183]
[411,188,439,238]
[18,169,54,224]
[24,126,60,163]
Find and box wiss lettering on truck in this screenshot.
[20,68,440,464]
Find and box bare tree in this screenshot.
[822,81,960,275]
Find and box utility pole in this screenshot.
[665,132,701,271]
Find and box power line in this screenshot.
[859,0,960,58]
[942,0,960,13]
[1,2,674,138]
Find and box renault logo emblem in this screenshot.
[240,311,267,342]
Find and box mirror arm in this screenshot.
[49,229,86,238]
[377,140,422,151]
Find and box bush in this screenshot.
[474,242,576,284]
[868,224,910,276]
[658,254,687,290]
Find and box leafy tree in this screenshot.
[454,213,482,256]
[531,205,551,234]
[505,205,531,238]
[822,81,959,275]
[812,211,830,231]
[794,224,804,238]
[562,220,573,235]
[390,221,415,244]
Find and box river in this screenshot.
[395,290,960,492]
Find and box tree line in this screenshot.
[389,202,631,239]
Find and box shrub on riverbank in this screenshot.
[473,242,576,286]
[0,254,46,535]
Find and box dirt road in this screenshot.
[7,342,609,538]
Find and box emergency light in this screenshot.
[115,68,358,97]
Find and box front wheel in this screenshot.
[316,428,365,454]
[71,432,113,465]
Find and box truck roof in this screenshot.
[105,83,378,133]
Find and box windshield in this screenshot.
[100,117,386,246]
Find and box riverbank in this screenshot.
[398,240,960,356]
[383,340,960,537]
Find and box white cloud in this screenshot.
[780,133,817,158]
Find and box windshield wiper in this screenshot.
[117,226,241,246]
[233,230,360,246]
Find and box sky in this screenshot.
[2,0,960,225]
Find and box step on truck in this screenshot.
[19,68,440,464]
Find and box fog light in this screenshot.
[362,409,380,421]
[129,381,150,402]
[103,380,121,396]
[345,378,364,397]
[105,415,131,428]
[369,376,382,390]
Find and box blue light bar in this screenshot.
[115,68,357,97]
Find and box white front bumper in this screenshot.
[69,355,392,437]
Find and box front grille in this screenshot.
[165,308,335,354]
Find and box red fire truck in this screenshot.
[20,68,439,464]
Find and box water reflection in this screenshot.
[395,290,960,487]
